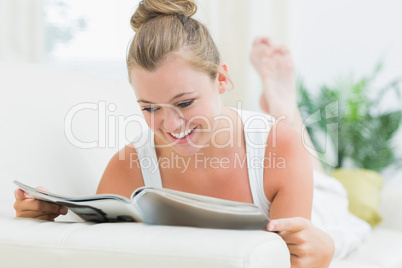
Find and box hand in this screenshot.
[14,187,68,221]
[267,217,334,268]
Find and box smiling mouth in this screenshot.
[169,127,196,139]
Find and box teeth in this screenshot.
[171,128,195,139]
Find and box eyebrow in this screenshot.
[137,91,195,104]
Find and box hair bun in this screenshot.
[131,0,197,32]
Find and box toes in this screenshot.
[253,37,262,46]
[273,46,285,54]
[253,37,272,47]
[251,45,273,61]
[260,37,272,46]
[278,45,290,55]
[252,37,291,54]
[272,46,292,66]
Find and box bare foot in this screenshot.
[250,37,297,124]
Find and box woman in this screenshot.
[14,0,336,267]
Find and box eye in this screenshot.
[142,106,160,113]
[177,100,194,109]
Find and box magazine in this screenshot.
[14,180,269,230]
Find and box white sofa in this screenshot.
[1,61,402,268]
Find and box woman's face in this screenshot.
[130,57,227,156]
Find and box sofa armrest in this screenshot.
[378,186,402,231]
[0,217,290,268]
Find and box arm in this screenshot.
[264,122,334,268]
[97,144,145,198]
[264,121,313,220]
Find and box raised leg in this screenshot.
[250,37,324,172]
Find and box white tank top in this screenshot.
[132,108,274,218]
[132,108,371,259]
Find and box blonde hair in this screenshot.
[127,0,224,81]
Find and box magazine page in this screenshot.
[132,187,269,230]
[14,180,130,202]
[55,199,144,223]
[133,187,265,213]
[14,180,143,223]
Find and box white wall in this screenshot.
[196,0,277,111]
[287,0,402,95]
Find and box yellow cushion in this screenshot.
[330,169,383,227]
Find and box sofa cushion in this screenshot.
[378,186,402,232]
[330,169,383,227]
[0,61,145,218]
[330,260,380,268]
[343,227,402,268]
[0,217,290,268]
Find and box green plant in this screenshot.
[298,63,402,173]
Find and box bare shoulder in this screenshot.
[97,144,145,198]
[263,121,313,203]
[266,120,311,168]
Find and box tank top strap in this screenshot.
[231,108,274,217]
[133,108,275,217]
[132,128,163,188]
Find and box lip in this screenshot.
[168,126,197,144]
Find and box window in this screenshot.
[43,0,139,81]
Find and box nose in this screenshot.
[161,107,183,132]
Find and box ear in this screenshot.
[217,63,229,94]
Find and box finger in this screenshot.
[36,213,60,221]
[287,243,312,258]
[18,209,57,219]
[35,215,52,221]
[17,206,63,219]
[23,199,62,215]
[14,188,33,200]
[36,186,49,192]
[60,206,68,215]
[290,254,309,268]
[14,188,26,200]
[276,230,308,245]
[267,217,310,233]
